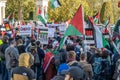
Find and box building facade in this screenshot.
[0,0,6,25]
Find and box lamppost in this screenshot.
[0,0,7,25]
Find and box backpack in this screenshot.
[9,52,18,68]
[93,57,111,75]
[113,59,120,80]
[74,46,81,61]
[0,44,8,60]
[0,44,4,59]
[54,52,61,67]
[101,59,111,75]
[93,57,102,75]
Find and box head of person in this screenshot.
[67,51,76,62]
[47,44,53,50]
[30,46,37,54]
[80,53,87,61]
[2,35,9,43]
[19,53,34,68]
[10,39,16,46]
[57,63,69,77]
[65,66,84,80]
[102,50,110,59]
[66,44,74,51]
[51,75,64,80]
[17,39,23,45]
[35,40,41,47]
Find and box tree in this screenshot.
[100,2,114,24]
[5,0,36,21]
[47,0,91,22]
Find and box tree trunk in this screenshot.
[18,0,23,21]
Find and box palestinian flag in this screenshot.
[94,26,110,48]
[51,0,61,9]
[88,11,100,25]
[103,16,110,33]
[37,15,46,25]
[58,5,84,50]
[93,11,100,24]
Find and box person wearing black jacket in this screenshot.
[35,41,45,80]
[0,35,9,80]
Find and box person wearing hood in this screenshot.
[11,53,35,80]
[43,44,57,80]
[0,35,9,80]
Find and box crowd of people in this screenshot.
[0,33,120,80]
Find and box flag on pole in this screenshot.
[70,5,84,35]
[12,13,15,25]
[88,11,100,25]
[7,13,11,21]
[37,15,46,25]
[93,11,100,24]
[58,5,84,50]
[104,16,110,28]
[103,16,110,33]
[51,0,61,9]
[37,7,41,15]
[88,16,94,24]
[94,26,110,48]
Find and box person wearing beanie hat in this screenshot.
[57,63,69,77]
[65,66,84,80]
[51,75,64,80]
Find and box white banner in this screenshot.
[19,25,31,36]
[37,27,48,44]
[48,28,55,37]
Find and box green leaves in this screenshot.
[100,2,114,24]
[5,0,35,20]
[47,0,90,22]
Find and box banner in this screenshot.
[48,27,55,37]
[19,25,31,36]
[37,27,48,44]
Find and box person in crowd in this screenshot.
[79,53,93,80]
[59,44,67,64]
[51,75,64,80]
[54,44,67,67]
[43,44,57,80]
[16,39,26,54]
[57,63,69,77]
[67,51,79,66]
[65,66,85,80]
[5,39,19,80]
[30,45,40,80]
[100,50,112,80]
[35,41,45,80]
[11,53,35,80]
[74,38,81,61]
[0,35,9,80]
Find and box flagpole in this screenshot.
[108,25,119,54]
[82,5,86,52]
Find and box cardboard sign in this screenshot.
[19,25,31,36]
